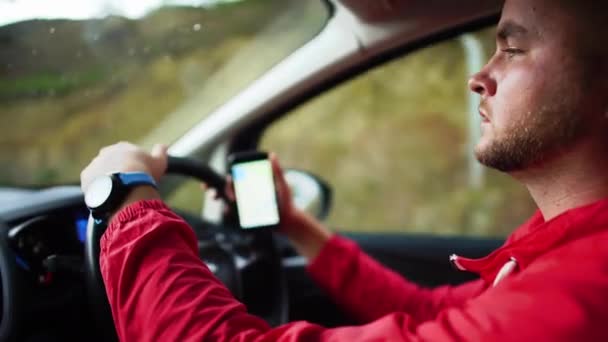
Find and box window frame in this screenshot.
[215,19,504,233]
[227,17,499,154]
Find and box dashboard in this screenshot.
[0,184,333,341]
[0,185,291,340]
[0,186,99,341]
[8,207,87,283]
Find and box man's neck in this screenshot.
[513,140,608,221]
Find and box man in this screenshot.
[81,0,608,340]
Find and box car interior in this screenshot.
[0,0,527,341]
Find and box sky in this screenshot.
[0,0,244,26]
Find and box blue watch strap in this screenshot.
[117,172,157,188]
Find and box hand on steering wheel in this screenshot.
[81,142,168,185]
[82,142,288,342]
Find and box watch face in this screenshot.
[84,176,114,209]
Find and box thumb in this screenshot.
[150,144,169,180]
[269,152,290,200]
[151,144,168,159]
[224,175,236,202]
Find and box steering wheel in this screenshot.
[0,221,25,341]
[84,156,289,341]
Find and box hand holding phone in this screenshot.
[228,151,280,230]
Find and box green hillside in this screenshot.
[0,0,324,185]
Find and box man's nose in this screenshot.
[468,70,496,97]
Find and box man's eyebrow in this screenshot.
[497,21,529,41]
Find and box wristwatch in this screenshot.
[84,172,157,219]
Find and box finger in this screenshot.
[151,144,168,160]
[224,175,236,202]
[99,143,116,156]
[222,204,231,215]
[270,153,290,199]
[150,144,169,179]
[269,153,282,179]
[116,141,139,154]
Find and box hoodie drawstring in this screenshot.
[450,255,518,287]
[493,257,518,287]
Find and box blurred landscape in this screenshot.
[0,0,323,185]
[0,0,536,236]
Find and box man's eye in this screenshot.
[502,48,523,57]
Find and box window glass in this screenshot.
[0,0,328,187]
[260,27,537,237]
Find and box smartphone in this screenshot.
[228,151,280,230]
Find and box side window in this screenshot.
[260,27,536,238]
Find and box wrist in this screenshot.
[282,210,333,260]
[281,210,313,238]
[109,185,160,220]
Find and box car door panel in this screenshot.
[346,232,503,286]
[286,233,503,326]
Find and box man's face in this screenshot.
[469,0,603,172]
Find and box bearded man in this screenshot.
[80,0,608,340]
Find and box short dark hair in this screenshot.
[557,1,608,73]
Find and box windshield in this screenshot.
[0,0,328,187]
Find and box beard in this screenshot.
[474,102,586,172]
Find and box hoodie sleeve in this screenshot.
[307,235,486,324]
[100,200,606,342]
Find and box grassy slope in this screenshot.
[0,0,317,184]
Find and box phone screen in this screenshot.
[231,159,280,229]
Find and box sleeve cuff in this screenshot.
[110,199,170,224]
[306,235,360,285]
[102,199,173,250]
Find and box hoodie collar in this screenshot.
[450,197,608,285]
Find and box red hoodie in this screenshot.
[100,198,608,341]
